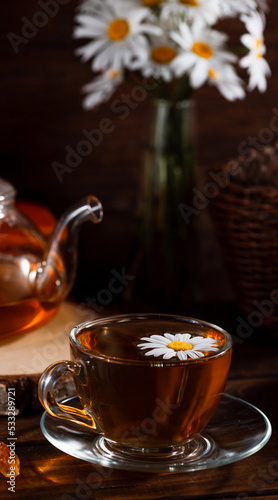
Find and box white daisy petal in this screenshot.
[83,91,102,110]
[180,22,193,43]
[177,351,188,361]
[137,24,162,37]
[240,33,254,50]
[75,39,109,63]
[189,341,211,348]
[149,335,170,344]
[128,7,152,26]
[171,32,189,51]
[74,15,108,34]
[191,344,217,351]
[81,68,123,109]
[181,333,191,342]
[187,351,200,359]
[190,60,208,88]
[163,350,176,359]
[193,351,205,358]
[145,348,168,357]
[138,341,169,349]
[137,343,157,349]
[172,53,195,77]
[190,336,217,345]
[164,333,176,341]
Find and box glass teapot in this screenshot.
[0,177,103,337]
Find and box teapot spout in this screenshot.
[36,195,103,302]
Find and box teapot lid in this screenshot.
[0,178,16,203]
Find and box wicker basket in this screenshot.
[210,144,278,334]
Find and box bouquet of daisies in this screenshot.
[73,0,270,109]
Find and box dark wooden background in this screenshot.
[1,1,278,303]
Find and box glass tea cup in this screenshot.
[38,313,232,464]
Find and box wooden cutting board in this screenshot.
[0,301,98,414]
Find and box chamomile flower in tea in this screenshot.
[138,332,219,360]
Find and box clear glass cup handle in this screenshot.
[38,360,102,433]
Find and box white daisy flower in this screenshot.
[240,11,271,92]
[240,10,267,52]
[73,0,162,72]
[142,17,179,82]
[138,332,219,361]
[161,0,221,26]
[81,68,123,109]
[208,63,245,101]
[171,22,236,89]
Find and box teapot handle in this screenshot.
[38,361,102,433]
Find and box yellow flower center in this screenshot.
[208,68,217,80]
[256,38,263,58]
[179,0,199,5]
[107,19,129,41]
[143,0,163,6]
[192,41,213,59]
[256,38,262,49]
[108,69,120,78]
[168,340,193,351]
[151,46,177,64]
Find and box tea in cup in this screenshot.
[38,313,232,462]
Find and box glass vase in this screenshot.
[126,97,200,306]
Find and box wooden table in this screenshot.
[0,303,277,500]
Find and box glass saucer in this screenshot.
[40,393,272,473]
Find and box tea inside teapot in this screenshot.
[0,177,103,337]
